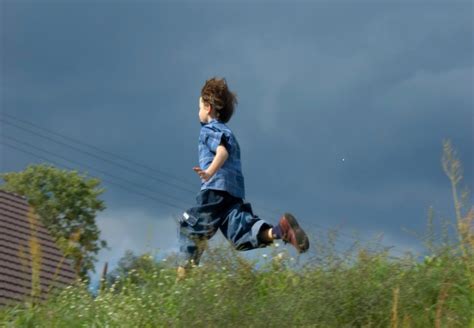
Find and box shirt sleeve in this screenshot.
[203,127,230,153]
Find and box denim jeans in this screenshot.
[178,189,272,267]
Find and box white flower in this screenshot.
[262,254,268,258]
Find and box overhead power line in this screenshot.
[1,140,185,211]
[1,112,196,186]
[2,134,189,209]
[0,117,197,195]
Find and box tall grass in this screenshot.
[0,141,472,327]
[1,241,471,327]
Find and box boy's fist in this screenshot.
[193,166,212,181]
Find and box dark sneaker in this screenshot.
[279,213,309,253]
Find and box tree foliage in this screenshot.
[0,164,108,279]
[106,250,168,291]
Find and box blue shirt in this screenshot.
[198,119,245,199]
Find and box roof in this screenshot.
[0,190,77,306]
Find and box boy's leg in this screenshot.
[177,190,234,271]
[221,205,309,253]
[219,202,273,251]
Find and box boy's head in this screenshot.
[200,77,238,123]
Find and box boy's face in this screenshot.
[198,96,212,123]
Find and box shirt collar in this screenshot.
[201,118,219,126]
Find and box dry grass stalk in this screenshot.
[47,229,82,297]
[435,282,450,328]
[441,140,471,255]
[391,286,400,328]
[441,140,474,327]
[27,208,42,302]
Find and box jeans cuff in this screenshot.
[250,220,272,248]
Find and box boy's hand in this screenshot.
[193,144,228,182]
[193,166,212,181]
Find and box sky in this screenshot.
[1,0,473,286]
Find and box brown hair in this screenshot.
[201,77,238,123]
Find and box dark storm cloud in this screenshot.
[1,1,472,284]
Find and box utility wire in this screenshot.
[0,117,196,195]
[1,113,196,187]
[0,136,188,210]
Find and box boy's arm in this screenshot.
[193,144,229,181]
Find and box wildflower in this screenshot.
[262,254,268,258]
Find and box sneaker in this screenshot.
[278,213,309,253]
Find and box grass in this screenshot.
[0,242,471,327]
[0,140,472,327]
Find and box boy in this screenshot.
[177,77,309,277]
